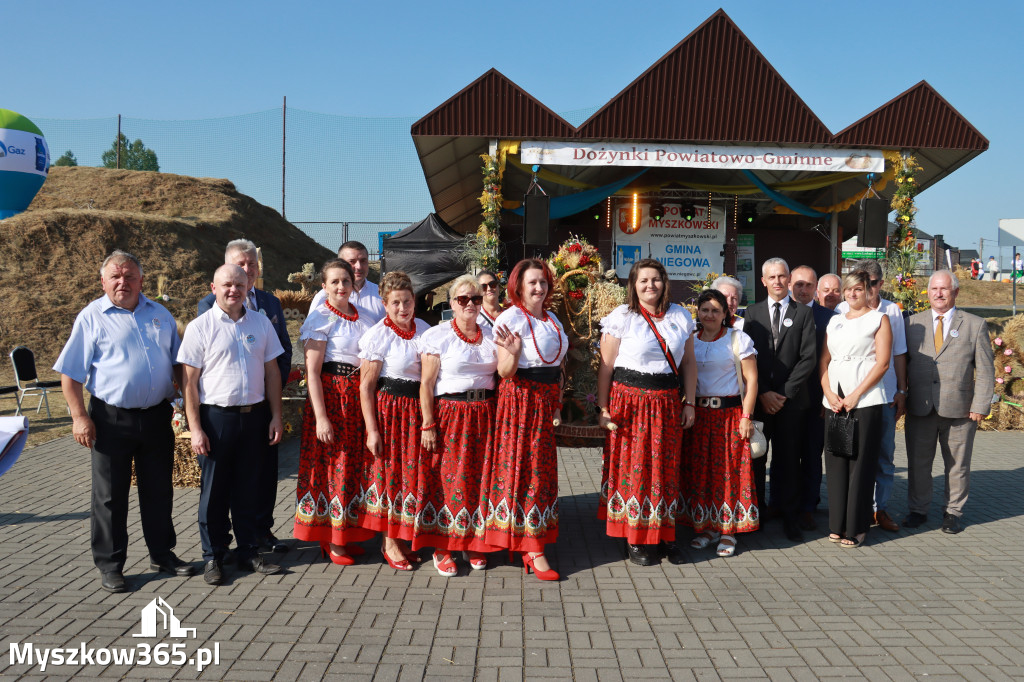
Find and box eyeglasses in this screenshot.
[869,279,881,287]
[479,281,499,290]
[453,295,483,307]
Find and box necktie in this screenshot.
[771,302,781,350]
[247,292,257,311]
[934,316,943,353]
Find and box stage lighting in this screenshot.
[683,203,698,222]
[650,201,665,222]
[590,204,603,221]
[741,204,757,223]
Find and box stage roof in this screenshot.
[411,9,988,236]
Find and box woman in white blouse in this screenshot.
[681,289,759,558]
[294,260,375,566]
[820,270,892,548]
[358,271,431,570]
[418,274,500,576]
[596,259,696,566]
[486,259,569,581]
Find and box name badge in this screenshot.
[950,329,959,338]
[783,318,793,328]
[245,334,256,345]
[152,318,161,329]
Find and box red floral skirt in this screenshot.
[358,391,421,541]
[293,373,375,544]
[478,375,560,552]
[599,382,682,544]
[411,396,498,552]
[679,404,759,534]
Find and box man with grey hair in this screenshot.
[836,259,907,533]
[742,257,818,541]
[198,239,292,555]
[903,269,993,534]
[711,275,745,329]
[816,273,842,310]
[55,250,193,592]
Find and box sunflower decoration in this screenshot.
[885,152,927,312]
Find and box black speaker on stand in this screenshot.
[857,198,889,248]
[524,194,550,245]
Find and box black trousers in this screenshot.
[799,408,826,512]
[254,443,279,538]
[825,404,883,538]
[197,403,268,562]
[754,401,807,522]
[89,398,175,573]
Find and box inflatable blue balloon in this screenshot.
[0,109,49,219]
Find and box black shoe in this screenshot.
[220,548,236,565]
[150,552,195,577]
[783,521,804,542]
[941,513,963,534]
[797,511,817,531]
[626,543,657,566]
[100,571,128,593]
[902,512,927,529]
[240,555,282,575]
[260,534,289,554]
[659,541,686,565]
[203,560,223,586]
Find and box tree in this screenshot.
[53,150,78,167]
[101,133,159,171]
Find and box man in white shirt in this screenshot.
[985,256,1000,281]
[711,275,744,330]
[308,241,385,323]
[835,260,907,532]
[178,264,285,584]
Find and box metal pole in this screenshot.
[1014,247,1018,316]
[116,114,121,169]
[343,222,349,245]
[282,96,287,219]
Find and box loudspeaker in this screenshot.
[523,194,550,245]
[857,199,889,248]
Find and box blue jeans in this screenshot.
[873,403,897,512]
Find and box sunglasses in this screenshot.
[454,295,483,307]
[479,281,499,290]
[869,279,881,287]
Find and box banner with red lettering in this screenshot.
[521,141,884,173]
[613,202,725,280]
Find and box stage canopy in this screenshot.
[381,213,466,295]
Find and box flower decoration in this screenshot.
[884,152,927,313]
[284,422,293,434]
[995,338,1003,346]
[1006,349,1014,356]
[997,377,1005,384]
[1005,366,1012,373]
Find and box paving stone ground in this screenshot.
[1,431,1022,681]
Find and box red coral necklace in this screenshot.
[518,305,562,365]
[451,320,481,344]
[325,299,358,322]
[384,316,415,340]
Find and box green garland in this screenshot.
[885,153,926,312]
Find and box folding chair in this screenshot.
[9,346,63,418]
[0,384,20,416]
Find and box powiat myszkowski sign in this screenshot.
[614,203,725,280]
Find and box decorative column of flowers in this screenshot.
[548,235,625,425]
[885,151,927,311]
[464,153,503,273]
[988,322,1024,430]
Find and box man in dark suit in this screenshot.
[789,266,837,530]
[198,239,292,555]
[742,258,818,541]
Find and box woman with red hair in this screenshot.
[484,259,568,580]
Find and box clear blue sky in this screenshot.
[5,0,1021,257]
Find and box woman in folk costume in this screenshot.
[483,259,568,581]
[475,270,505,330]
[596,259,696,566]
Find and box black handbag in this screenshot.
[826,410,858,459]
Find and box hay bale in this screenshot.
[129,436,201,488]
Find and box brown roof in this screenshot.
[576,10,831,144]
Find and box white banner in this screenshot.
[614,202,725,280]
[522,141,884,173]
[0,128,49,176]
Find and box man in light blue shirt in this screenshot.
[54,250,193,593]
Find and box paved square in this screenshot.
[1,431,1022,680]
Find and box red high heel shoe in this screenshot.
[463,551,487,570]
[320,542,355,566]
[381,546,413,571]
[522,553,559,581]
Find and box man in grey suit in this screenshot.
[904,270,994,534]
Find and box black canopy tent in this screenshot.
[380,213,467,295]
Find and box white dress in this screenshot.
[599,304,694,373]
[419,322,498,394]
[822,310,888,408]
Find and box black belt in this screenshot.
[515,367,561,384]
[203,400,267,413]
[322,361,359,377]
[92,397,169,413]
[612,367,679,390]
[439,388,495,402]
[696,396,742,409]
[378,377,421,398]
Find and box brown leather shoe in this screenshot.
[874,510,900,532]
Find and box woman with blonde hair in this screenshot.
[417,273,499,576]
[359,271,430,570]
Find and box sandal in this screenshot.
[690,531,721,550]
[840,533,866,548]
[716,535,736,558]
[433,551,458,577]
[463,551,487,570]
[828,533,844,543]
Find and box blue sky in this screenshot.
[5,1,1021,258]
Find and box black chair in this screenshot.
[0,384,20,416]
[10,346,63,418]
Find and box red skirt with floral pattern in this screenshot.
[679,404,759,534]
[599,382,682,544]
[293,373,376,544]
[358,391,421,541]
[412,396,498,552]
[478,374,560,552]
